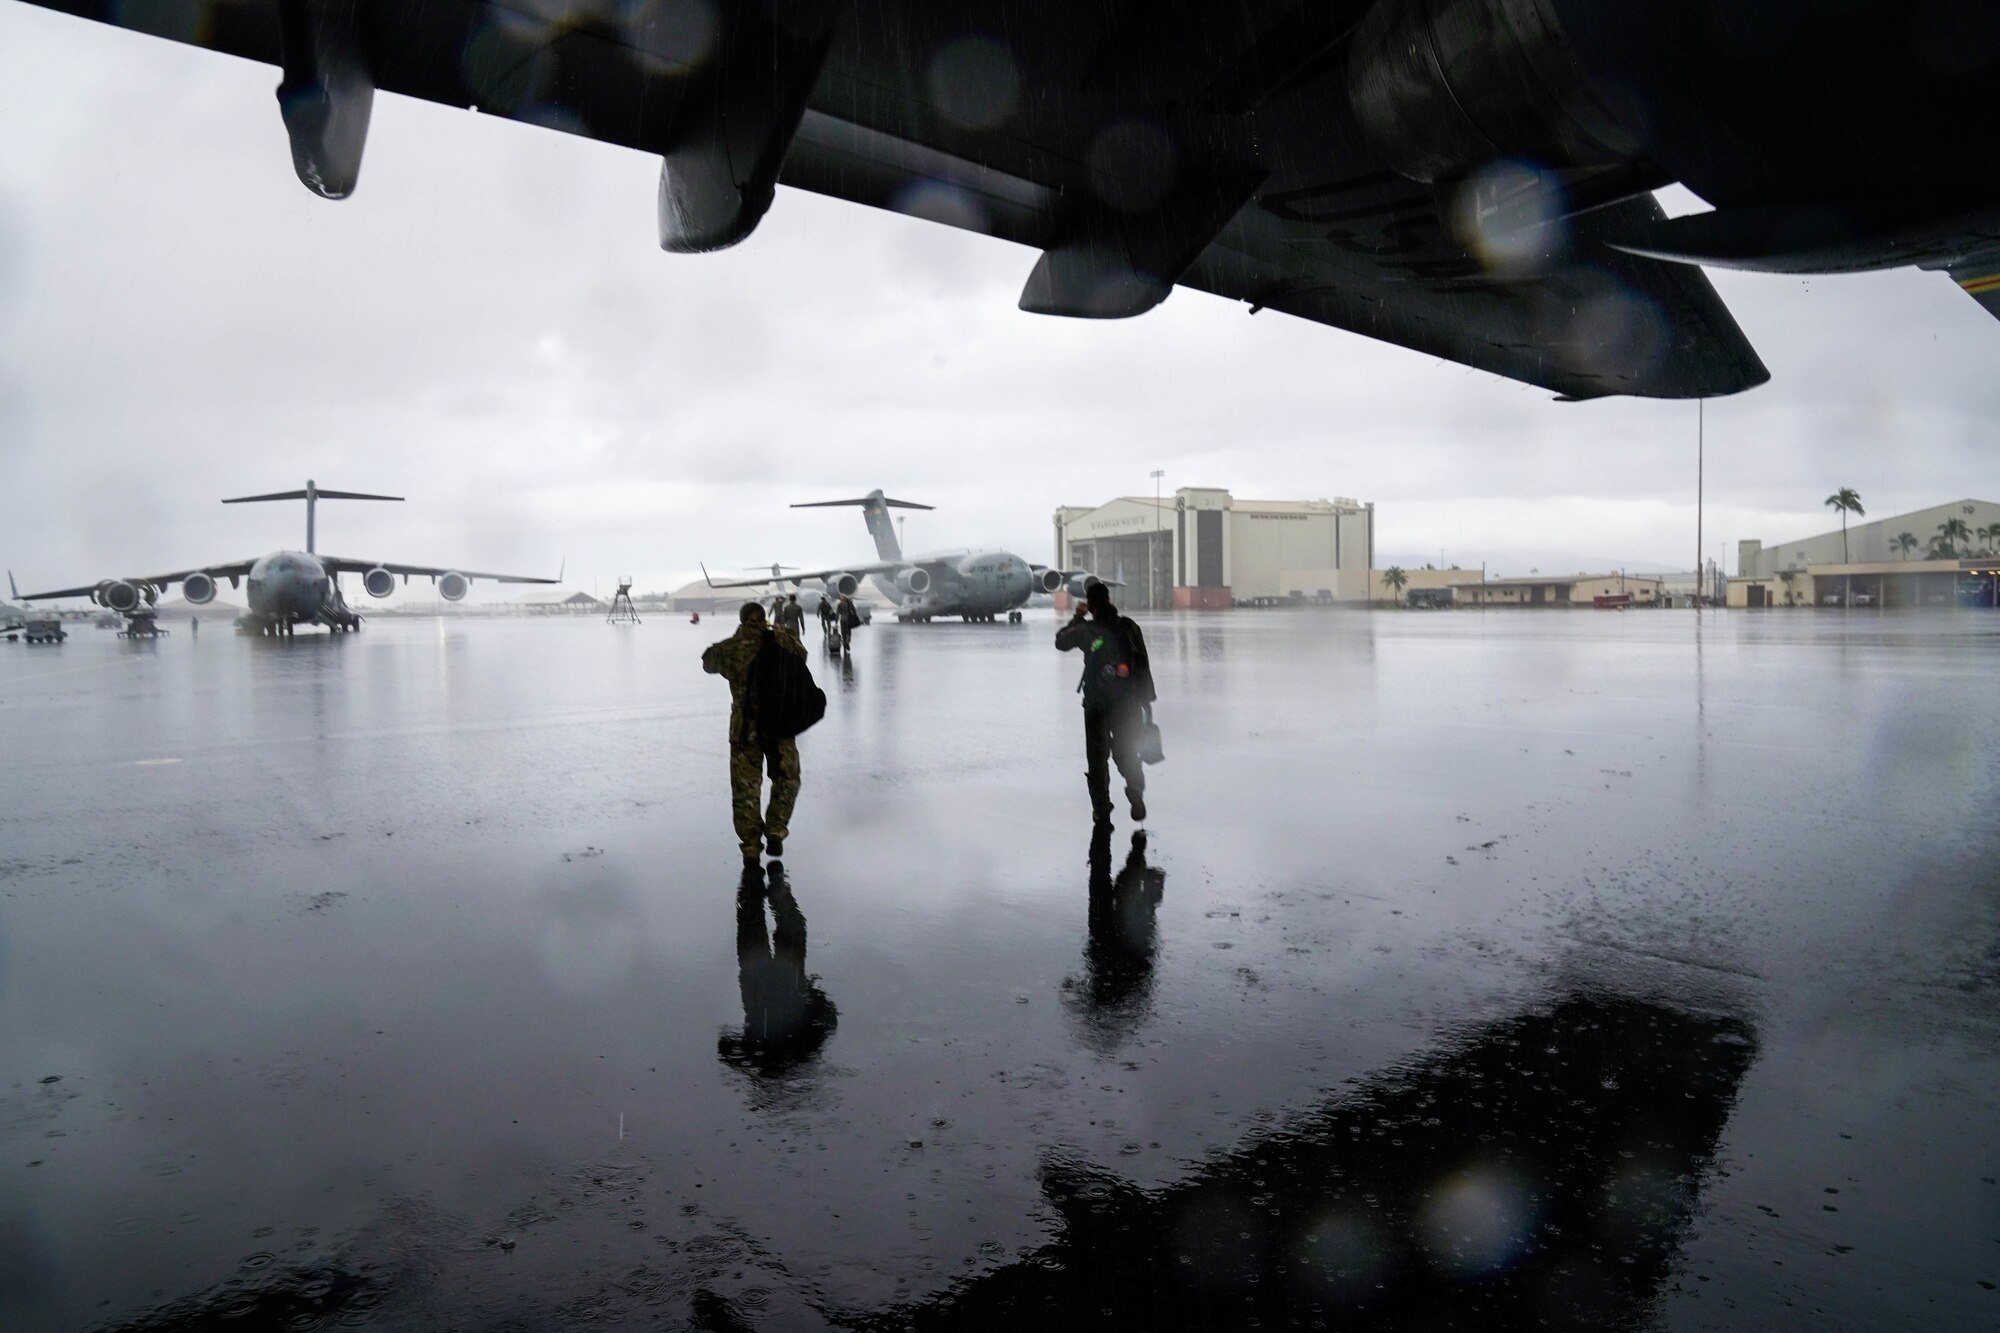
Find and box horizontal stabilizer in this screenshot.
[791,496,934,510]
[222,488,402,503]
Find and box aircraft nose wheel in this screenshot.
[1008,610,1022,623]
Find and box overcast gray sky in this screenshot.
[3,4,1994,601]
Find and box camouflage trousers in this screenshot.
[730,740,800,854]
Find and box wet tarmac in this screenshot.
[1,610,1995,1331]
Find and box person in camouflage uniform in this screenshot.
[702,602,808,862]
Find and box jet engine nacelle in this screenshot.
[362,566,396,599]
[1066,574,1105,598]
[1032,567,1065,595]
[1347,0,1645,187]
[896,567,932,597]
[94,580,142,613]
[182,572,217,605]
[821,572,859,597]
[437,571,470,602]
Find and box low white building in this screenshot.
[516,590,606,615]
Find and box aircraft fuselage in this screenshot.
[245,550,337,627]
[874,550,1034,620]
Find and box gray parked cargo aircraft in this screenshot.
[15,481,557,636]
[17,0,2000,401]
[702,490,1109,624]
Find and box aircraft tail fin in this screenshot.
[220,480,404,554]
[791,489,933,562]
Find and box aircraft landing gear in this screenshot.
[1007,610,1022,624]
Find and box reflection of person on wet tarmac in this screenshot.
[1055,581,1154,825]
[1063,827,1165,1052]
[836,593,861,655]
[718,863,837,1077]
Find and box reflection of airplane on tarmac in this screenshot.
[15,481,557,637]
[849,992,1757,1329]
[21,0,2000,398]
[702,489,1110,624]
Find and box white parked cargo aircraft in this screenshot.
[702,489,1110,624]
[16,481,557,636]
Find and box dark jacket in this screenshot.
[1056,610,1155,708]
[837,598,862,630]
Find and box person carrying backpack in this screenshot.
[836,593,862,655]
[1055,581,1156,825]
[702,602,824,863]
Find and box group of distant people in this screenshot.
[703,580,1154,866]
[760,591,862,655]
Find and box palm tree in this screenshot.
[1777,569,1798,606]
[1382,566,1409,606]
[1893,531,1918,560]
[1980,522,2000,555]
[1823,488,1865,562]
[1936,516,1971,558]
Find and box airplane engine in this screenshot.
[362,566,396,599]
[821,572,859,597]
[1347,0,1646,188]
[437,571,470,602]
[94,579,142,613]
[1032,568,1065,595]
[1066,574,1105,598]
[181,572,217,605]
[896,567,931,597]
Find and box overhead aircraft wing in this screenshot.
[17,560,258,601]
[700,560,908,590]
[317,557,558,584]
[19,0,1766,399]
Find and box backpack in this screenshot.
[745,631,826,744]
[1079,615,1151,701]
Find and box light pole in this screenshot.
[1150,469,1165,609]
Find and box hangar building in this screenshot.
[1055,488,1374,610]
[1738,498,2000,575]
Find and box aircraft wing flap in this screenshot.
[318,557,557,584]
[16,583,108,602]
[1173,192,1767,401]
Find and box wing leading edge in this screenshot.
[17,560,258,601]
[317,557,557,584]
